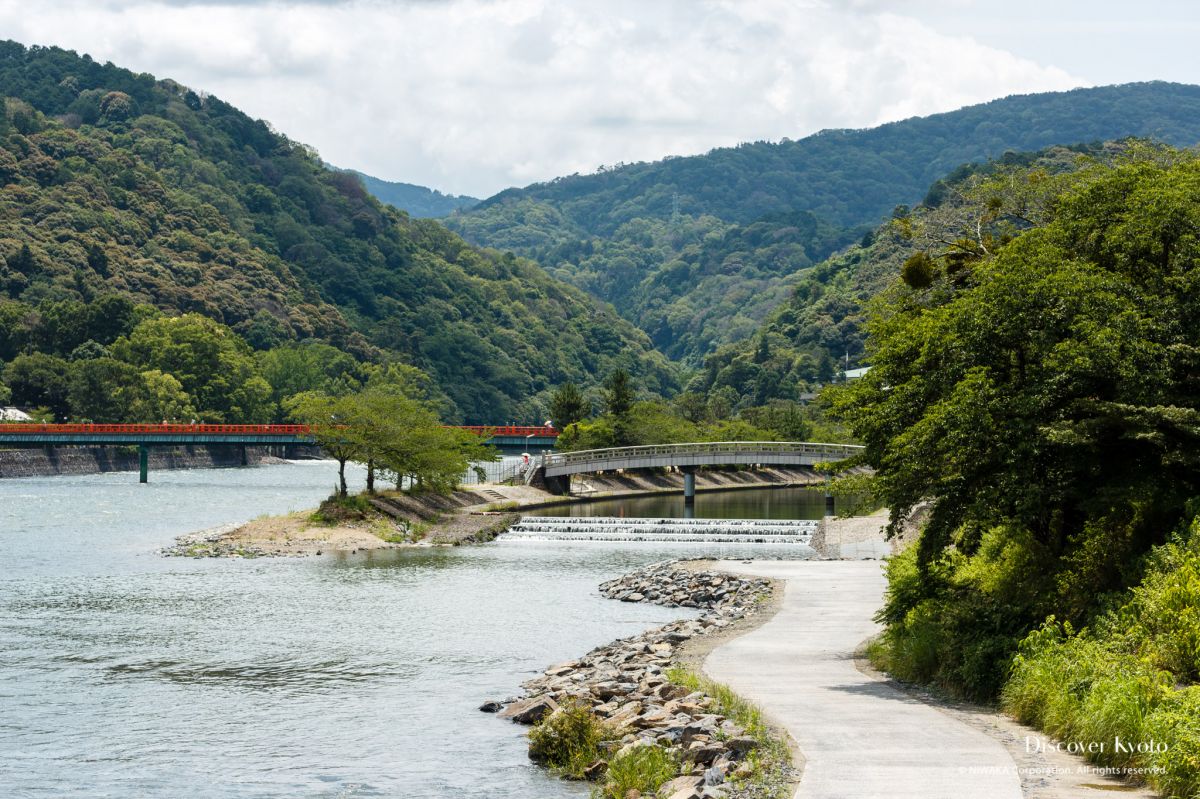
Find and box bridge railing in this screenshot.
[542,440,863,469]
[0,423,559,438]
[0,423,313,435]
[456,425,559,438]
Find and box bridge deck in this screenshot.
[541,441,862,477]
[0,423,558,448]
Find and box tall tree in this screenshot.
[603,369,634,418]
[3,352,70,419]
[285,392,364,497]
[549,382,590,430]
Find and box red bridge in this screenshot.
[0,423,559,482]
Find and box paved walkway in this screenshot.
[704,561,1023,799]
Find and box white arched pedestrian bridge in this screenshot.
[532,441,863,495]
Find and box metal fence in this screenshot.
[457,457,529,486]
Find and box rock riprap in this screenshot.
[599,562,772,610]
[489,561,788,799]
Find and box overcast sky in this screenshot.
[2,1,1195,198]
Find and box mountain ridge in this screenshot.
[0,40,675,423]
[447,81,1200,364]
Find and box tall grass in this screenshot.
[594,745,678,799]
[527,699,617,779]
[666,667,793,799]
[998,528,1200,798]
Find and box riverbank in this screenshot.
[165,465,838,558]
[494,534,1161,798]
[162,488,520,557]
[489,561,796,799]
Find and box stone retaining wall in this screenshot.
[0,444,319,479]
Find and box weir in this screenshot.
[503,516,818,544]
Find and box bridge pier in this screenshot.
[138,444,149,484]
[544,473,572,496]
[682,467,696,507]
[240,444,248,467]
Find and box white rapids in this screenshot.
[503,515,819,544]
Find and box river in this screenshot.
[0,462,820,798]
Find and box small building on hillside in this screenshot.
[843,367,871,381]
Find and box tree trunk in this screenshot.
[338,458,348,497]
[366,459,375,493]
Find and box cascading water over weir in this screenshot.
[502,516,818,545]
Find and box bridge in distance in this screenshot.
[0,423,560,482]
[533,441,864,501]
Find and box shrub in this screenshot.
[1130,539,1200,682]
[1001,526,1200,796]
[1144,686,1200,799]
[597,745,678,799]
[872,525,1056,698]
[309,493,372,525]
[527,699,614,779]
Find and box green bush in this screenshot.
[1144,686,1200,799]
[872,525,1056,699]
[527,699,614,779]
[596,745,678,799]
[1130,541,1200,682]
[999,526,1200,796]
[1004,623,1167,769]
[309,493,373,525]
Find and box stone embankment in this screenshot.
[0,444,317,479]
[488,562,793,799]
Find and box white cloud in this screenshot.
[0,0,1083,197]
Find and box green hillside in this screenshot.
[348,169,478,218]
[447,82,1200,363]
[691,143,1121,408]
[0,41,675,423]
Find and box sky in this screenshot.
[1,0,1195,198]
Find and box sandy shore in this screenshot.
[162,490,520,558]
[164,513,416,557]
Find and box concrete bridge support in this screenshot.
[682,467,696,507]
[544,473,571,496]
[138,444,149,484]
[531,466,572,496]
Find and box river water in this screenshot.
[0,463,820,798]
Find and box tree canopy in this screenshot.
[0,40,676,422]
[837,145,1200,696]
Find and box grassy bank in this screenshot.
[666,667,794,799]
[1001,524,1200,798]
[524,670,792,799]
[869,519,1200,797]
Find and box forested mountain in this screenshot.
[447,82,1200,363]
[348,169,478,218]
[0,41,675,423]
[689,143,1122,408]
